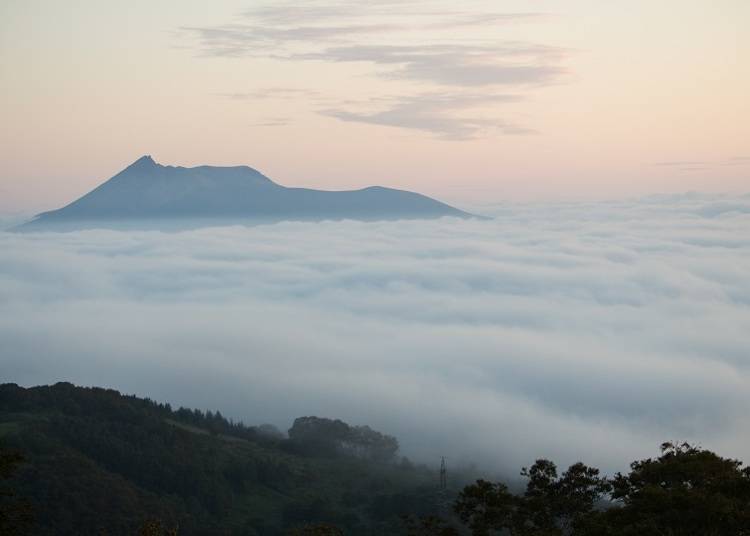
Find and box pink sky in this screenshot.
[1,0,748,213]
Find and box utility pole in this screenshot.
[439,456,447,490]
[436,456,450,515]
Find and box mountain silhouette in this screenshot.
[16,156,475,231]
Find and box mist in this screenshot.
[2,193,749,475]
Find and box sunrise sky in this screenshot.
[1,0,748,213]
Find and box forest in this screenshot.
[0,382,454,535]
[1,382,749,535]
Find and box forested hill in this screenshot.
[3,384,750,535]
[0,382,450,535]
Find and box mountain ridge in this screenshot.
[15,156,476,231]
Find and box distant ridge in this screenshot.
[15,156,476,231]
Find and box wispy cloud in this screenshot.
[180,1,567,139]
[321,93,531,139]
[250,118,290,127]
[654,157,750,172]
[294,44,565,86]
[427,12,547,29]
[182,23,397,57]
[654,161,709,167]
[217,88,324,100]
[239,2,396,26]
[725,156,750,166]
[239,2,544,29]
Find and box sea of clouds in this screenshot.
[2,193,749,474]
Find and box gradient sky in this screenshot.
[1,0,748,213]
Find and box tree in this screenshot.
[603,442,750,535]
[345,425,399,461]
[521,461,611,534]
[454,479,516,535]
[138,518,179,536]
[454,443,750,535]
[403,514,461,535]
[0,445,33,536]
[287,523,344,535]
[287,416,351,457]
[287,416,399,461]
[454,459,610,535]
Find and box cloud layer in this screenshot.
[2,194,750,474]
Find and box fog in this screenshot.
[2,193,749,474]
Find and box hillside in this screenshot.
[15,156,474,231]
[0,383,456,535]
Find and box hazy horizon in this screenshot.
[3,153,748,231]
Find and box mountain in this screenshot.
[0,382,456,535]
[15,156,475,231]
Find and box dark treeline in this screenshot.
[0,383,447,535]
[2,382,750,535]
[404,440,750,535]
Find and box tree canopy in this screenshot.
[455,459,610,535]
[452,442,750,535]
[604,441,750,535]
[287,416,399,462]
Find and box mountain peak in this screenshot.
[128,155,158,169]
[15,156,477,231]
